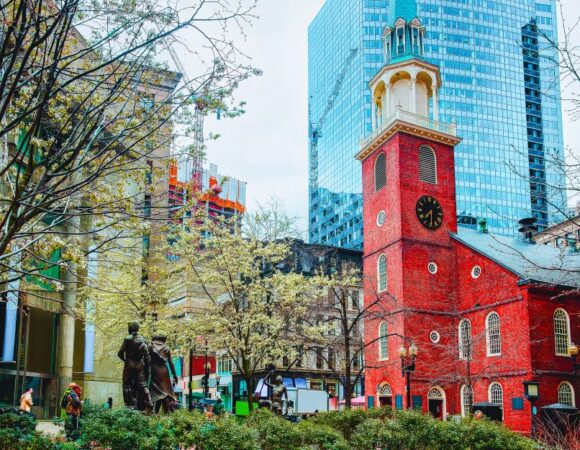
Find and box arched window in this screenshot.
[377,254,387,292]
[460,385,473,417]
[488,383,503,419]
[419,145,437,183]
[486,312,501,356]
[378,322,388,360]
[375,152,386,191]
[459,319,472,360]
[558,382,575,407]
[554,309,571,356]
[378,382,392,407]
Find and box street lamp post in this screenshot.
[399,342,418,410]
[523,381,540,438]
[568,344,579,374]
[203,338,210,399]
[188,340,195,412]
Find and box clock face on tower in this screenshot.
[416,195,443,230]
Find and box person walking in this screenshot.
[61,383,82,440]
[19,388,34,417]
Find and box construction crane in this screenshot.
[161,34,208,193]
[309,48,358,189]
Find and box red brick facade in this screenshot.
[360,129,579,435]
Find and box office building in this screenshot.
[308,0,566,249]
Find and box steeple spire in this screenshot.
[383,0,424,64]
[387,0,418,27]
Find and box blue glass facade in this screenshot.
[308,0,566,249]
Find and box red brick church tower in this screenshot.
[358,2,579,435]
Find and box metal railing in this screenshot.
[361,107,457,149]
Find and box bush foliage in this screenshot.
[1,405,536,450]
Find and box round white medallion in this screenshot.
[427,262,438,274]
[429,331,440,344]
[471,265,482,279]
[377,210,386,226]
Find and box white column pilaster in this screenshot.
[432,84,439,121]
[371,100,377,130]
[385,85,392,119]
[410,77,417,114]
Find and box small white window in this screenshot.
[429,330,440,344]
[377,210,386,226]
[460,384,473,417]
[375,152,386,191]
[378,322,389,360]
[558,382,575,407]
[486,312,501,356]
[419,145,437,183]
[488,383,504,417]
[459,319,472,360]
[377,254,387,292]
[471,265,482,279]
[427,262,438,274]
[554,309,571,356]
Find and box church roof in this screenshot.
[388,0,418,25]
[452,228,580,289]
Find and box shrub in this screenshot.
[246,409,301,449]
[0,412,36,435]
[349,411,536,450]
[295,419,349,450]
[76,403,173,450]
[308,407,393,440]
[195,416,259,450]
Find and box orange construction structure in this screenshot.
[168,161,246,220]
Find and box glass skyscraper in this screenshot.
[308,0,566,250]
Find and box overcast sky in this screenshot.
[187,0,580,233]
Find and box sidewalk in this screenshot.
[36,420,63,436]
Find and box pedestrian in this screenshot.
[61,383,83,440]
[213,398,225,416]
[19,388,34,419]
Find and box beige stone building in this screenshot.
[533,203,580,252]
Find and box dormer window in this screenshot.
[383,28,392,62]
[395,19,406,55]
[412,26,419,54]
[396,26,405,54]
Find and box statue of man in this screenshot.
[264,369,288,416]
[117,322,152,412]
[148,334,179,414]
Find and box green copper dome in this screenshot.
[388,0,418,25]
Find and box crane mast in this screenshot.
[309,48,358,189]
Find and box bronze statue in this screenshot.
[148,334,178,414]
[264,370,288,416]
[117,322,153,412]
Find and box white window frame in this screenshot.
[557,381,575,407]
[460,384,473,417]
[377,254,387,293]
[459,319,472,360]
[488,382,504,418]
[553,308,571,356]
[486,312,501,356]
[378,322,389,360]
